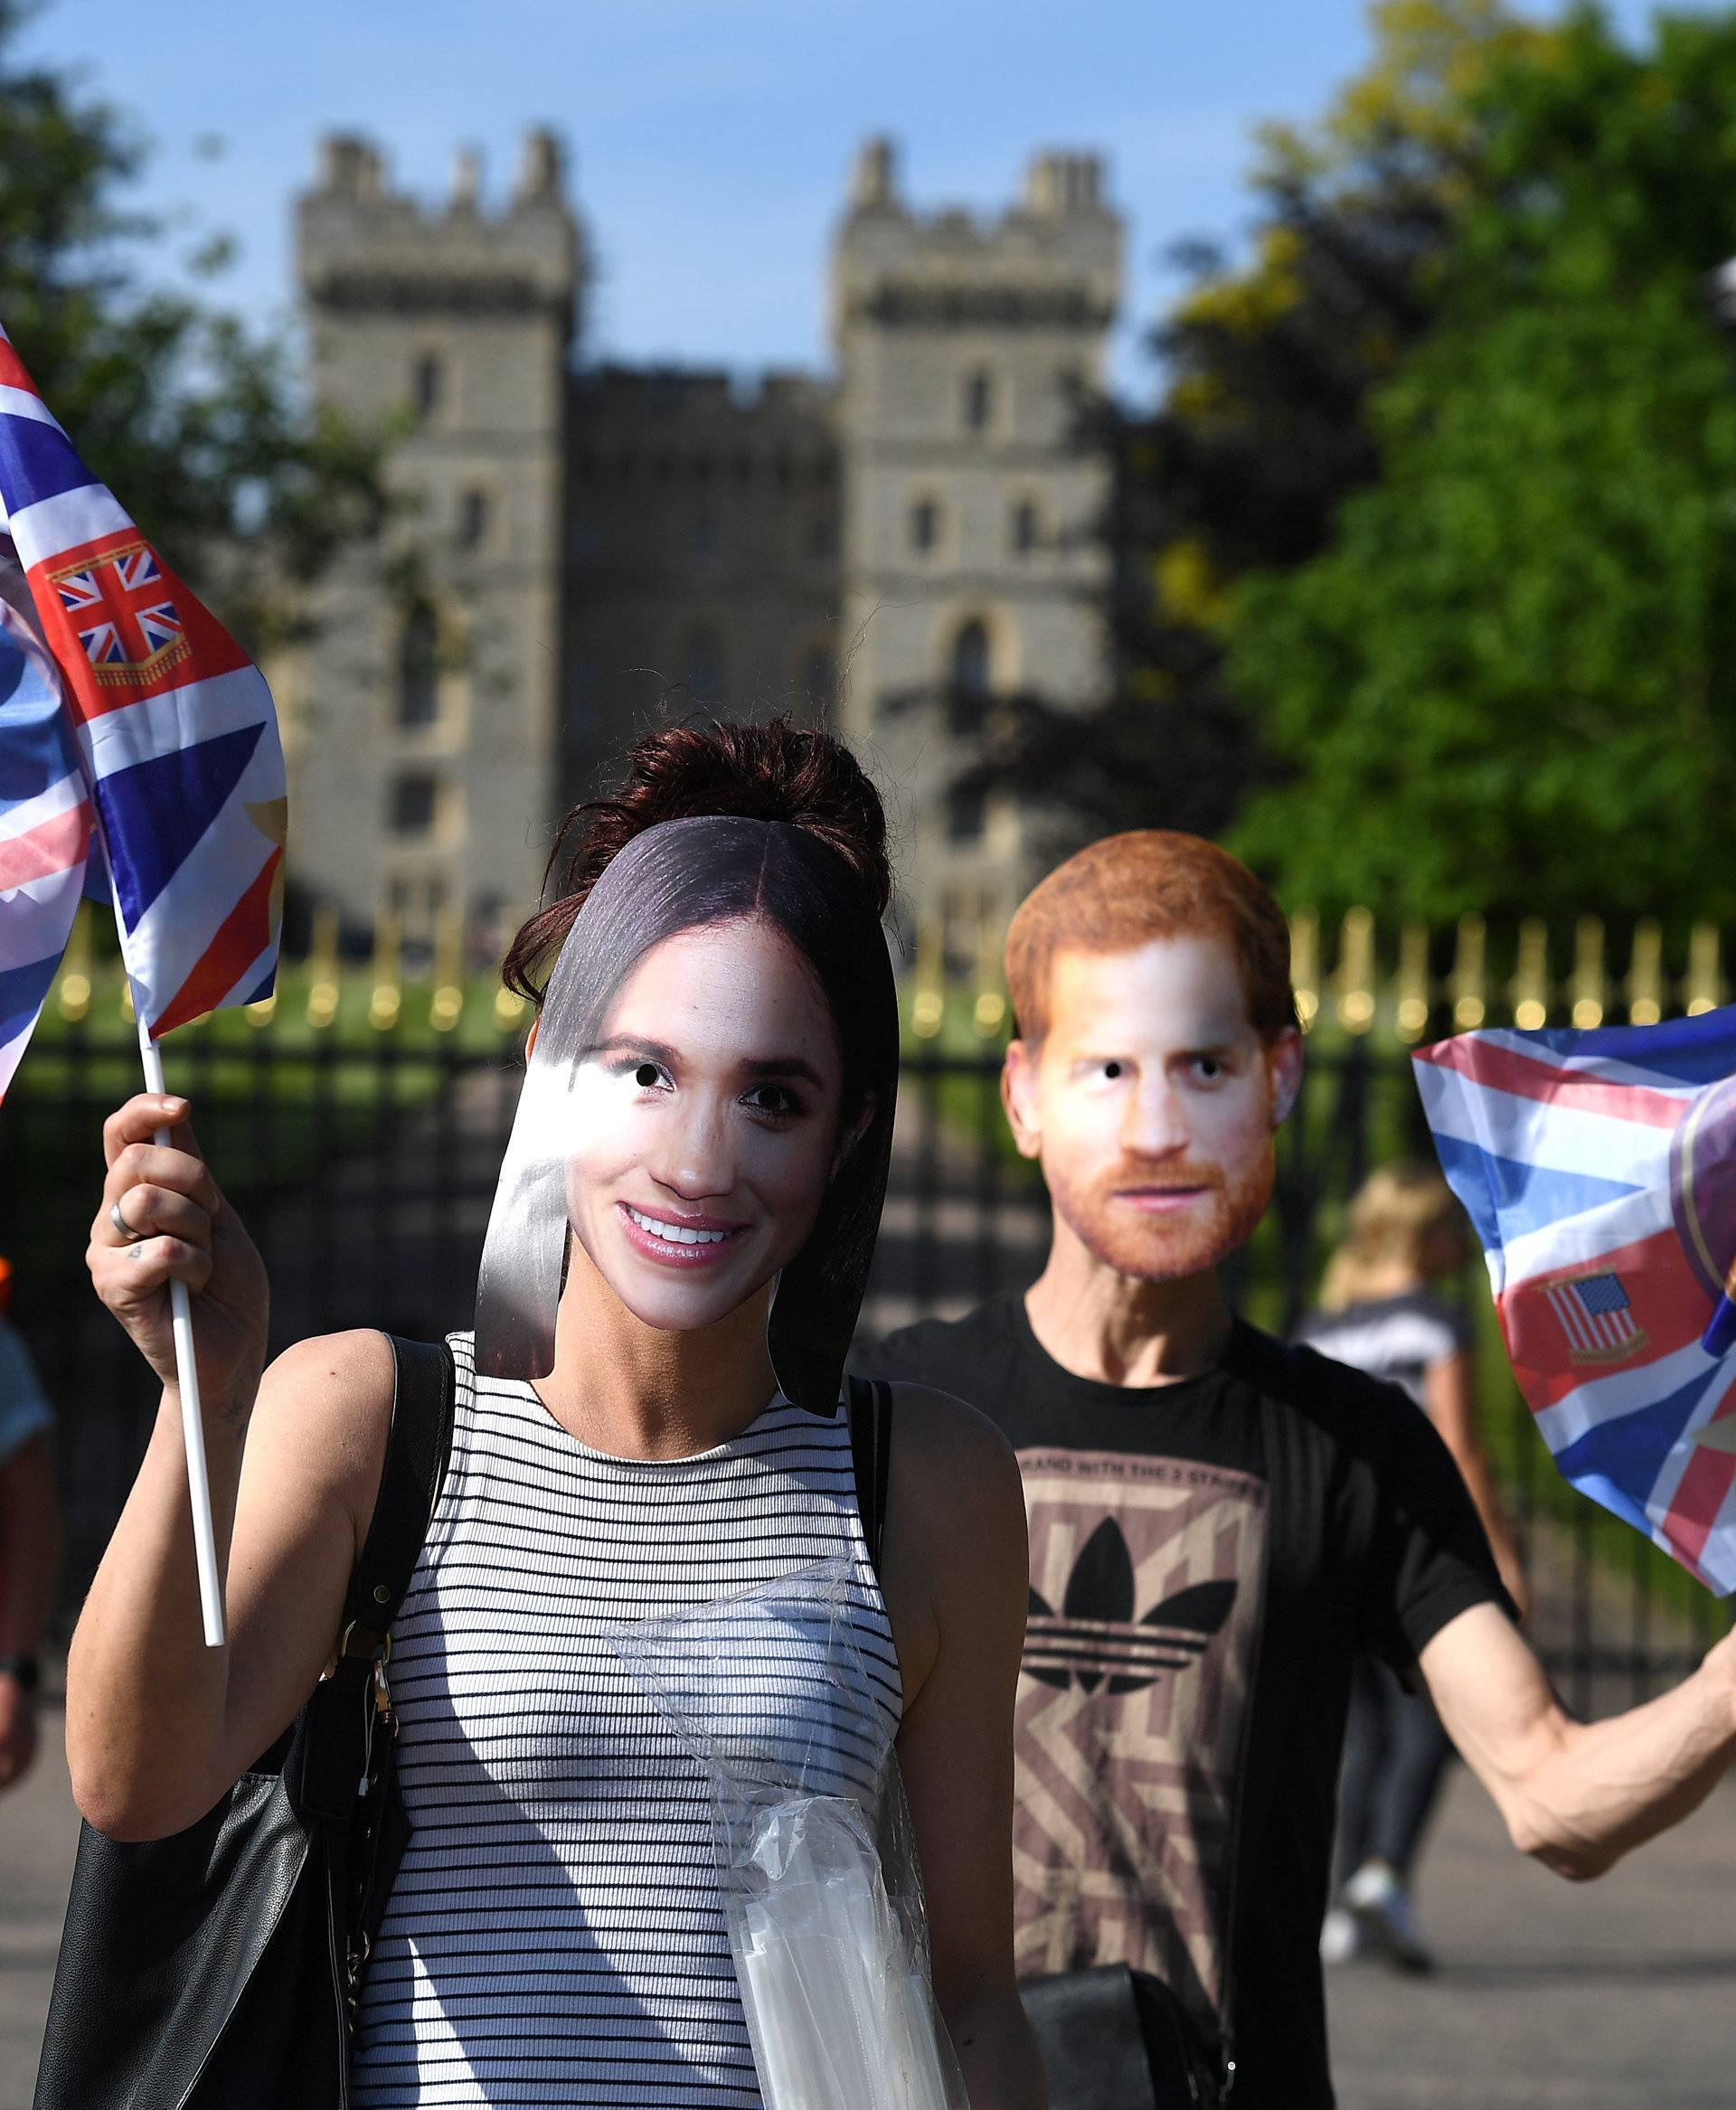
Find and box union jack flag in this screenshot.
[56,544,186,678]
[0,323,285,1054]
[1416,1016,1736,1595]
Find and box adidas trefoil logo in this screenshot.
[1025,1517,1237,1696]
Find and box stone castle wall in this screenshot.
[288,129,1121,945]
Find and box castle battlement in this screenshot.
[572,363,836,429]
[833,137,1121,335]
[297,129,580,316]
[289,123,1118,947]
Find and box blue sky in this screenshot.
[20,0,1702,397]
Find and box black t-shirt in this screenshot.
[853,1295,1511,2110]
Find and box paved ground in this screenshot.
[1326,1764,1736,2108]
[4,1694,1732,2106]
[0,1700,78,2110]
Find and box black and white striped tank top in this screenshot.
[349,1332,901,2107]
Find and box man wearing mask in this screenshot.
[855,832,1736,2107]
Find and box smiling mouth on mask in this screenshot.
[622,1204,740,1248]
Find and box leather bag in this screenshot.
[33,1334,456,2110]
[1022,1963,1213,2108]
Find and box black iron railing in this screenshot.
[4,1018,1726,1712]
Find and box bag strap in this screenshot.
[298,1335,456,1825]
[341,1334,458,1653]
[845,1374,894,1580]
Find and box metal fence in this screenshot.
[3,1000,1727,1717]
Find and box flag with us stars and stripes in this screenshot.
[0,320,286,1048]
[1415,1013,1736,1595]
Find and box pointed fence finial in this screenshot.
[1450,914,1487,1030]
[1511,918,1550,1031]
[369,909,402,1032]
[1334,908,1376,1034]
[1290,909,1320,1031]
[1685,923,1724,1017]
[1571,917,1606,1030]
[1396,923,1429,1043]
[307,905,341,1029]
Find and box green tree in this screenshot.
[1229,5,1736,926]
[0,0,384,647]
[967,0,1549,855]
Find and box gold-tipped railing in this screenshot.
[1286,910,1728,1042]
[38,901,1736,1046]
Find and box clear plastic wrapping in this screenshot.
[615,1558,968,2109]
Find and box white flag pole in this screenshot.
[108,897,227,1648]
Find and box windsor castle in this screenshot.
[286,130,1123,946]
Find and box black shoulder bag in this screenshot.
[34,1333,456,2110]
[845,1372,893,1579]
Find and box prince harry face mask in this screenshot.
[1004,934,1301,1284]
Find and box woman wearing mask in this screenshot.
[67,719,1041,2106]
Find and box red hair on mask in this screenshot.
[1005,831,1297,1046]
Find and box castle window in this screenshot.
[946,782,986,844]
[1011,500,1041,557]
[807,514,836,561]
[948,618,991,738]
[412,355,442,421]
[397,604,439,727]
[963,369,994,434]
[458,488,490,551]
[951,619,990,693]
[910,498,941,555]
[686,627,725,702]
[390,770,439,837]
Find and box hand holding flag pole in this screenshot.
[116,900,228,1648]
[0,322,287,1647]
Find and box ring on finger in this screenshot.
[109,1197,145,1242]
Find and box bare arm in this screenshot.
[0,1433,61,1789]
[1421,1351,1527,1615]
[66,1093,392,1841]
[882,1384,1045,2110]
[1421,1600,1736,1879]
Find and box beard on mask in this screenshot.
[1049,1144,1276,1284]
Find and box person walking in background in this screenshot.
[1297,1165,1528,1974]
[0,1258,62,1791]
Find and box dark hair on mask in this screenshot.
[481,721,897,1413]
[502,717,892,1003]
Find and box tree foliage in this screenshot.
[0,0,385,646]
[967,0,1545,854]
[1229,5,1736,925]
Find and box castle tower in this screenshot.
[831,141,1122,932]
[291,131,580,948]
